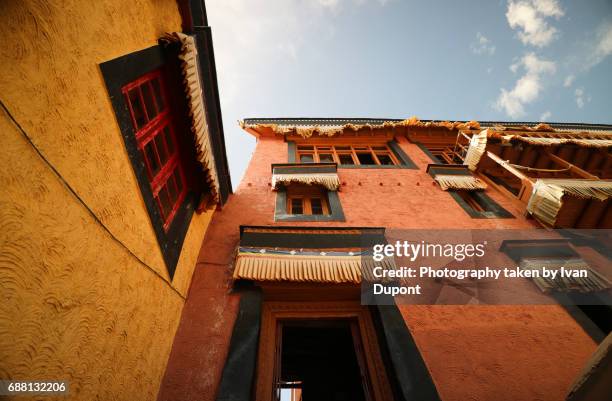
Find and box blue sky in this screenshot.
[206,0,612,186]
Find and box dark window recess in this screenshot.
[300,154,314,163]
[311,198,324,215]
[101,44,205,279]
[339,154,355,165]
[277,321,370,401]
[450,190,514,219]
[290,198,304,215]
[356,153,375,165]
[376,154,394,165]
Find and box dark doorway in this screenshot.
[276,320,371,401]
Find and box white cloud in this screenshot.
[586,21,612,69]
[539,110,551,121]
[495,52,556,118]
[506,0,564,47]
[471,32,496,55]
[563,75,575,87]
[574,87,591,109]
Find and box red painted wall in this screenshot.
[158,131,597,401]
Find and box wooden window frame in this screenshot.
[296,144,400,166]
[275,186,345,222]
[255,302,394,401]
[289,140,417,169]
[286,186,331,216]
[100,45,202,279]
[122,70,189,231]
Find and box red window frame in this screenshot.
[122,70,188,231]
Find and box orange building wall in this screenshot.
[159,132,597,401]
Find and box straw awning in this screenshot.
[233,251,395,284]
[527,179,612,227]
[271,173,340,191]
[463,130,488,171]
[433,175,487,191]
[164,32,220,202]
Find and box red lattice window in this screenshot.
[122,70,187,231]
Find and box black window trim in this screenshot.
[448,190,514,219]
[100,44,198,279]
[275,187,345,222]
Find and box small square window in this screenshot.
[338,154,355,165]
[311,198,324,215]
[319,153,334,163]
[290,198,304,215]
[356,153,375,165]
[376,154,394,165]
[299,154,314,163]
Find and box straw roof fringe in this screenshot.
[163,32,220,202]
[498,135,612,148]
[233,253,396,283]
[434,175,487,191]
[271,173,341,191]
[527,179,612,226]
[241,117,482,138]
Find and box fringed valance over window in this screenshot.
[271,173,340,191]
[164,32,221,202]
[463,130,488,171]
[427,164,487,191]
[433,175,487,191]
[527,179,612,227]
[520,258,611,293]
[233,250,395,284]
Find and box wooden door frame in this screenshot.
[255,301,394,401]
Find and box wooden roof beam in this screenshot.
[544,150,599,179]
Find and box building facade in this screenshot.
[160,118,611,401]
[0,1,230,400]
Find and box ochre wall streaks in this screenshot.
[0,0,215,399]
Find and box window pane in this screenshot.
[335,146,350,150]
[357,153,376,165]
[319,153,334,163]
[167,171,178,204]
[141,82,157,120]
[155,132,168,165]
[144,141,160,177]
[297,145,313,150]
[372,146,387,150]
[158,186,172,219]
[311,198,323,215]
[290,199,303,214]
[299,154,314,163]
[338,154,354,165]
[128,88,146,129]
[151,78,165,112]
[163,126,175,155]
[174,169,183,194]
[376,154,394,165]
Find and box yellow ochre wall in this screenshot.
[0,1,214,399]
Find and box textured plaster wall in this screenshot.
[160,133,597,401]
[0,0,215,400]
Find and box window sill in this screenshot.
[274,214,345,222]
